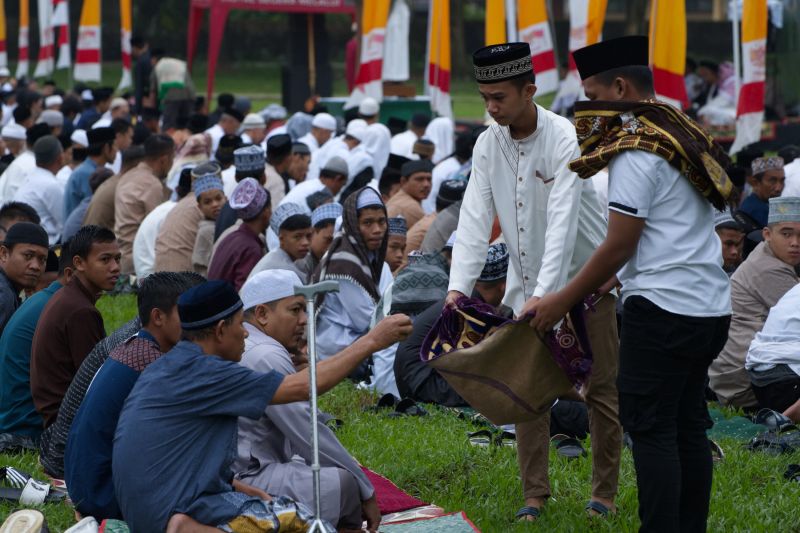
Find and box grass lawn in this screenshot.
[32,61,556,121]
[4,295,799,531]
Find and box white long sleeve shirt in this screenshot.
[449,105,607,315]
[13,166,64,244]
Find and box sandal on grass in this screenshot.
[753,408,798,434]
[709,439,725,462]
[515,506,540,521]
[468,430,494,448]
[747,432,796,455]
[784,464,800,482]
[551,434,587,459]
[364,393,397,412]
[0,509,45,533]
[387,398,428,418]
[585,500,614,517]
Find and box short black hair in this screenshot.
[89,168,114,193]
[58,239,72,275]
[111,117,133,135]
[313,219,335,231]
[182,313,236,341]
[144,133,175,158]
[137,271,205,326]
[130,35,147,48]
[0,202,40,224]
[235,169,264,183]
[87,139,114,157]
[320,168,346,180]
[378,169,402,197]
[72,147,88,163]
[70,225,116,260]
[176,167,193,199]
[151,48,166,60]
[280,214,312,232]
[121,145,146,169]
[593,65,654,95]
[217,93,235,109]
[60,95,82,117]
[508,72,537,91]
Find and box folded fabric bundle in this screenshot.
[420,297,593,425]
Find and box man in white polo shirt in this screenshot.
[530,36,733,532]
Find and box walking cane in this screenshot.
[295,281,340,533]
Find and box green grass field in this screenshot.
[2,295,800,531]
[33,61,558,121]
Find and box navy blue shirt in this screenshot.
[112,340,284,531]
[739,193,769,228]
[65,330,161,519]
[0,281,61,438]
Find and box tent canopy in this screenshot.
[187,0,356,104]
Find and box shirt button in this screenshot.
[518,176,523,182]
[519,227,524,232]
[518,202,523,207]
[524,275,529,281]
[520,152,525,156]
[521,251,526,257]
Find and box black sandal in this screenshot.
[515,505,540,521]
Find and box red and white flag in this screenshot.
[344,0,390,109]
[16,0,29,79]
[52,0,70,70]
[426,0,451,117]
[517,0,558,95]
[118,0,132,90]
[33,0,54,77]
[74,0,101,82]
[730,0,767,154]
[551,0,607,112]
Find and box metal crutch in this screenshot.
[294,281,340,533]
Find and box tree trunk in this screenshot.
[450,0,470,80]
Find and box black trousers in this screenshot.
[752,374,800,413]
[618,296,730,533]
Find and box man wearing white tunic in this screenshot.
[12,136,64,244]
[235,269,379,531]
[296,113,336,156]
[445,42,619,522]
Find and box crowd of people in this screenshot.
[0,32,797,533]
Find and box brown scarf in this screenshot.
[312,187,388,306]
[568,100,733,210]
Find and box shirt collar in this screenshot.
[70,275,101,304]
[137,328,160,348]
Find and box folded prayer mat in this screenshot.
[420,297,594,425]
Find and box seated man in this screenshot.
[31,225,121,428]
[386,160,433,230]
[0,222,49,336]
[112,280,411,532]
[235,270,379,531]
[714,208,745,276]
[746,283,800,419]
[191,173,227,276]
[248,203,311,282]
[297,203,342,279]
[395,242,509,406]
[738,157,785,229]
[709,197,800,409]
[405,179,466,256]
[385,217,408,274]
[65,272,204,520]
[208,178,271,292]
[0,241,72,452]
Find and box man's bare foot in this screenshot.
[518,497,545,522]
[783,399,800,423]
[166,513,222,533]
[586,496,616,517]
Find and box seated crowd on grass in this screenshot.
[0,34,800,533]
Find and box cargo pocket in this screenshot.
[617,376,662,434]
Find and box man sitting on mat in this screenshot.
[113,280,412,532]
[235,269,381,532]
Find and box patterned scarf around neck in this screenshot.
[313,187,388,307]
[569,100,733,210]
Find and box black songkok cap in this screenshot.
[178,280,243,330]
[472,42,532,83]
[222,107,245,123]
[3,222,48,248]
[45,248,59,272]
[387,153,410,172]
[401,159,434,177]
[267,134,292,159]
[573,35,649,81]
[87,127,116,146]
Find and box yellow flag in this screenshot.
[485,0,506,45]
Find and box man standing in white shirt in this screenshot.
[13,136,64,244]
[530,36,733,532]
[297,113,336,156]
[445,42,619,522]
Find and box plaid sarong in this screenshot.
[420,297,593,425]
[569,100,733,210]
